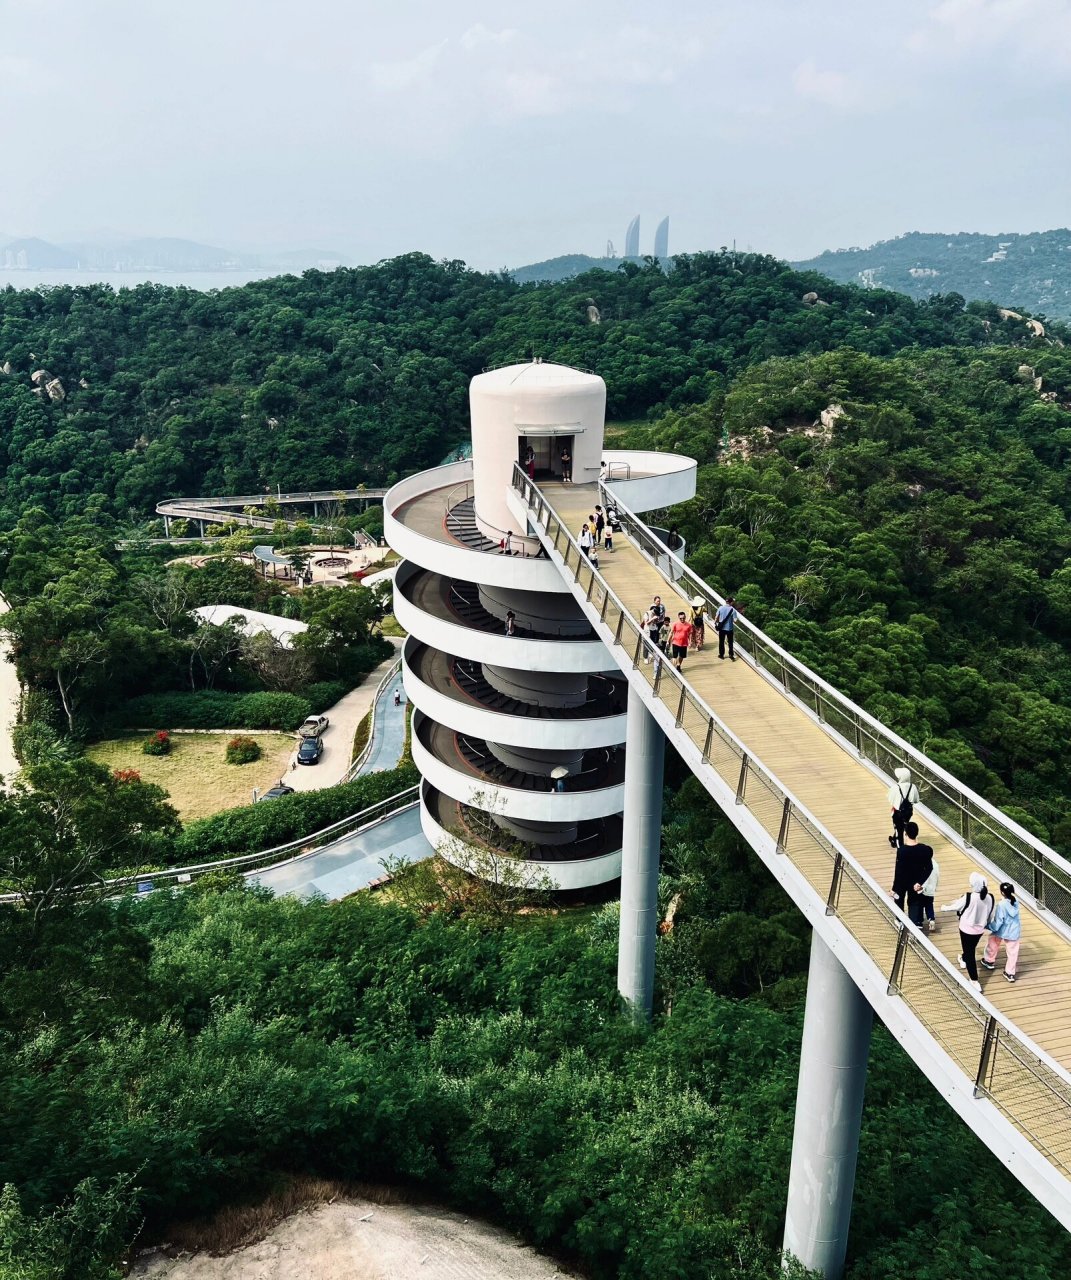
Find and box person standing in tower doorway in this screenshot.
[715,597,739,660]
[560,445,572,483]
[525,444,535,481]
[887,767,919,850]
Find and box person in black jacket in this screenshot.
[891,821,934,927]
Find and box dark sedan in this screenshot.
[297,735,324,765]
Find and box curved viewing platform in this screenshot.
[402,637,627,750]
[412,712,625,822]
[421,781,623,881]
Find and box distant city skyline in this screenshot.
[3,1,1070,270]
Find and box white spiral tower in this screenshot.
[385,361,627,889]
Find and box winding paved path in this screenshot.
[0,595,20,783]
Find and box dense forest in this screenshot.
[793,229,1071,320]
[0,250,1054,526]
[1,254,1071,1276]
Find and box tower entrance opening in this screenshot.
[518,432,575,481]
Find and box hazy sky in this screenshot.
[2,0,1070,268]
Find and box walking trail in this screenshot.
[0,595,20,783]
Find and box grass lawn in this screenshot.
[86,731,297,821]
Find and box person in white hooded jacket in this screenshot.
[887,767,920,849]
[941,872,994,991]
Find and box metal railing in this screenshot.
[512,462,1071,1178]
[341,657,403,783]
[0,787,420,903]
[595,480,1071,929]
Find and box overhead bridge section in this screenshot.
[508,466,1071,1231]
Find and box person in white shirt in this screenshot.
[887,767,920,849]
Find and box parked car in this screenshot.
[299,714,330,737]
[260,783,295,801]
[297,736,324,765]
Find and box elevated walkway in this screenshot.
[510,469,1071,1227]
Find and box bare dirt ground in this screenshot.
[130,1197,570,1280]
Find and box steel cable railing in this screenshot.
[513,463,1071,1178]
[596,481,1071,926]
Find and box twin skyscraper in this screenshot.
[623,215,669,259]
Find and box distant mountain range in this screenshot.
[792,230,1071,319]
[0,234,350,273]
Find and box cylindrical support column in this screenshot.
[616,683,665,1019]
[783,932,873,1279]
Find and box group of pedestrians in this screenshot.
[638,593,740,671]
[887,768,1022,990]
[578,504,620,567]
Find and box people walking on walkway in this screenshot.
[669,611,693,671]
[690,597,706,650]
[579,523,594,556]
[890,821,933,927]
[715,597,739,660]
[887,767,920,849]
[603,521,614,553]
[941,872,995,991]
[981,882,1021,982]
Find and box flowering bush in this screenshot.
[112,768,142,784]
[225,735,262,765]
[142,730,171,757]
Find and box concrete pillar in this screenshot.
[783,932,873,1279]
[164,515,171,537]
[616,683,665,1020]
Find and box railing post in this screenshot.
[1032,850,1045,909]
[600,591,610,622]
[780,661,790,693]
[776,797,792,854]
[854,719,863,755]
[633,630,644,667]
[652,661,663,696]
[702,718,714,762]
[959,803,973,847]
[585,570,595,602]
[735,755,749,804]
[614,612,626,646]
[826,849,845,914]
[887,924,910,995]
[974,1016,1000,1099]
[675,686,686,727]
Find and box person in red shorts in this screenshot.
[669,611,693,671]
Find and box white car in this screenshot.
[298,713,330,737]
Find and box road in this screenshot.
[248,802,430,900]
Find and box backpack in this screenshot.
[895,784,914,824]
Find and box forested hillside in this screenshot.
[794,229,1071,319]
[2,256,1071,1278]
[0,251,1052,525]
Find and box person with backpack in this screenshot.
[940,872,995,991]
[594,506,606,546]
[714,596,739,660]
[690,597,706,650]
[887,767,919,849]
[981,882,1022,982]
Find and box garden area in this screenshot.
[85,731,295,820]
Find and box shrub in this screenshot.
[225,736,261,765]
[118,691,312,732]
[112,768,142,784]
[175,763,418,861]
[143,730,172,757]
[300,680,350,711]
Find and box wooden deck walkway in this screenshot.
[541,481,1071,1076]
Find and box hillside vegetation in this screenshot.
[0,251,1052,525]
[794,229,1071,319]
[1,256,1071,1278]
